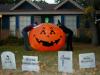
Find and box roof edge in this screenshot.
[10,0,42,11]
[54,0,84,10]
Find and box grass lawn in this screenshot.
[0,43,100,75]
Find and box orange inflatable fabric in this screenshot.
[29,23,66,51]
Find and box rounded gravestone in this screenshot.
[1,51,16,69]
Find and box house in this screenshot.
[0,0,87,38]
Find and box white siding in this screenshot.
[10,16,16,36]
[54,16,61,25]
[19,16,31,36]
[64,15,77,36]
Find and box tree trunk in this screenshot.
[91,13,98,45]
[91,23,98,45]
[95,20,100,45]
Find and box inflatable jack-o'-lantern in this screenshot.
[29,23,66,51]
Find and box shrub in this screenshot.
[0,35,24,46]
[73,36,91,43]
[17,38,24,45]
[0,40,6,46]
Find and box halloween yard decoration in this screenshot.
[22,19,73,51]
[29,23,66,51]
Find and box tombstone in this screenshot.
[1,51,16,69]
[79,53,96,68]
[58,51,73,73]
[22,56,40,72]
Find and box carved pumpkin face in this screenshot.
[29,23,66,51]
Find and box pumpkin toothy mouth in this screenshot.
[36,38,60,47]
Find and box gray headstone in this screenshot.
[79,53,96,68]
[22,56,40,72]
[1,51,16,69]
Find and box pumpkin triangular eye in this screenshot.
[40,30,46,34]
[50,30,55,34]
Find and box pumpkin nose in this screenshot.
[47,35,50,37]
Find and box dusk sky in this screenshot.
[45,0,55,4]
[32,0,55,4]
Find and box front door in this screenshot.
[41,16,53,23]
